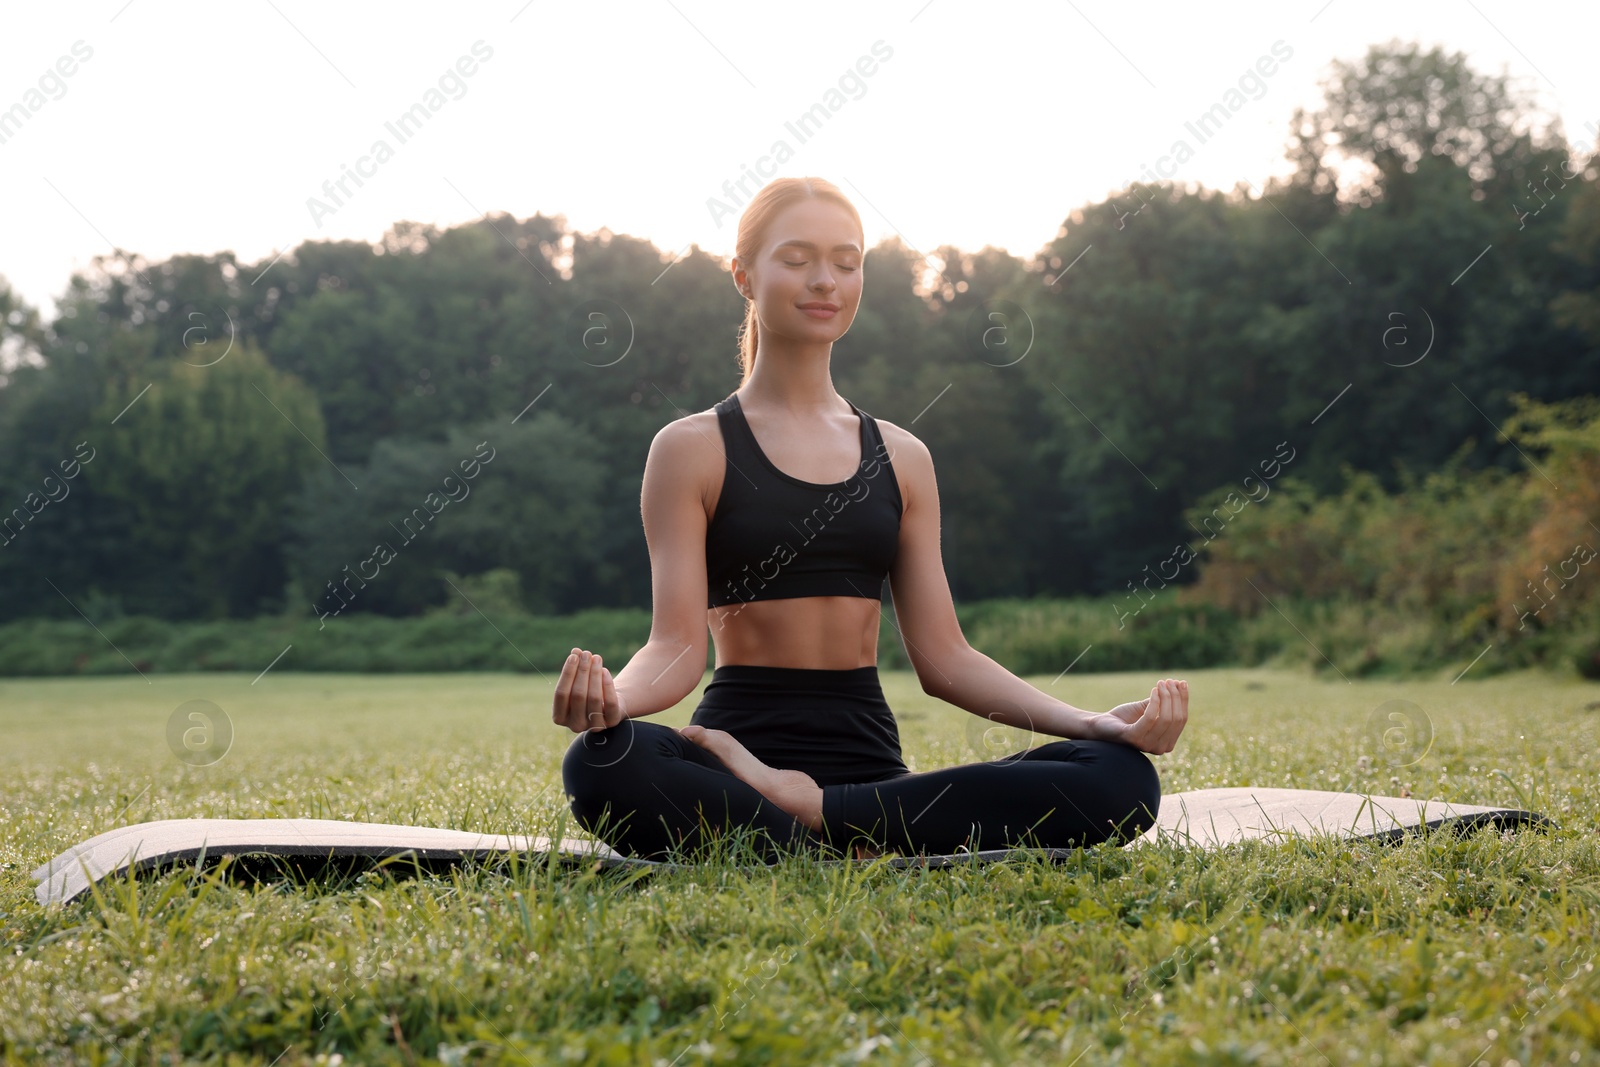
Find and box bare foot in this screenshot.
[679,725,826,832]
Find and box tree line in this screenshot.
[2,41,1599,625]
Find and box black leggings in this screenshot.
[561,664,1161,861]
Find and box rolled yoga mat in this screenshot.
[30,786,1554,906]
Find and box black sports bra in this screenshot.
[705,391,902,608]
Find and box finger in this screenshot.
[1145,684,1171,742]
[553,649,578,727]
[1166,680,1190,748]
[1148,681,1170,748]
[566,650,594,731]
[600,667,625,728]
[1149,682,1171,752]
[1160,680,1184,751]
[571,650,595,727]
[584,654,606,730]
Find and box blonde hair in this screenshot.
[733,177,864,385]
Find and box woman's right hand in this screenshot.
[553,647,628,733]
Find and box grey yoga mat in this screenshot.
[31,787,1553,906]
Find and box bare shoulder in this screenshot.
[869,416,933,507]
[650,405,724,457]
[645,406,727,513]
[872,417,931,464]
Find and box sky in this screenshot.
[2,0,1597,323]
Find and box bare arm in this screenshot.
[883,423,1188,753]
[554,417,716,732]
[610,417,712,718]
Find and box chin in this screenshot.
[798,311,856,336]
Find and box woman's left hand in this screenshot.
[1091,678,1188,754]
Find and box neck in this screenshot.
[742,335,845,412]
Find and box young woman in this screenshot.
[555,176,1187,862]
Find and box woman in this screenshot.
[555,176,1187,862]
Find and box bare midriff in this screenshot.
[707,595,883,670]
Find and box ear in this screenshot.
[731,257,751,299]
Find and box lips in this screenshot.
[799,302,840,318]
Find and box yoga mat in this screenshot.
[30,787,1553,906]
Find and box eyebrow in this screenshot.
[773,240,862,253]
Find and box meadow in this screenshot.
[2,666,1599,1065]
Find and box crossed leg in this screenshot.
[563,716,1163,861]
[561,718,825,861]
[683,724,1161,856]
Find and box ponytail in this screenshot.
[737,299,760,385]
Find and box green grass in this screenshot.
[3,667,1600,1065]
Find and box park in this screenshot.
[3,7,1600,1065]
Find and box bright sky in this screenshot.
[2,1,1596,322]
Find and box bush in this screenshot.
[1178,394,1600,678]
[0,607,655,678]
[952,596,1243,674]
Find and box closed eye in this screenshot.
[784,259,859,271]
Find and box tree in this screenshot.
[0,274,46,381]
[286,412,608,618]
[1549,150,1600,353]
[82,342,327,618]
[1282,38,1568,207]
